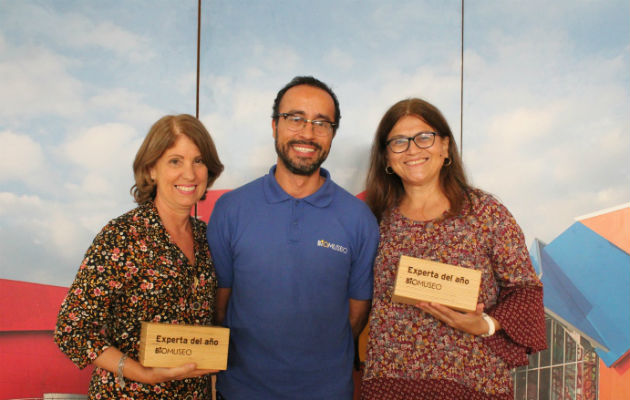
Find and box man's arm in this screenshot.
[214,288,232,326]
[349,298,371,339]
[207,195,235,327]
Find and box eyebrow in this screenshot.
[283,109,333,122]
[164,152,202,158]
[388,131,433,138]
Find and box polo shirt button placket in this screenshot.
[289,200,301,242]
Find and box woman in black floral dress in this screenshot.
[55,114,224,399]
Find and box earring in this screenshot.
[385,165,394,175]
[443,157,452,167]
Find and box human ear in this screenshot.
[272,119,277,140]
[441,136,450,158]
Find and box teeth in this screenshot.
[176,185,196,192]
[406,160,424,166]
[294,146,314,153]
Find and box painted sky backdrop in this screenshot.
[1,0,628,286]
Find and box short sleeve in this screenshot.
[207,195,234,289]
[348,206,379,300]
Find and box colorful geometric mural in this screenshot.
[526,203,630,399]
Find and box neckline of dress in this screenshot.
[393,206,449,225]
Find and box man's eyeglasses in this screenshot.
[277,113,336,136]
[386,132,440,153]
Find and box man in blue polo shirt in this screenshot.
[207,76,379,399]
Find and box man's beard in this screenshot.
[275,138,329,176]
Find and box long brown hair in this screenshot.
[131,114,224,204]
[365,98,470,221]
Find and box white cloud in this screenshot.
[244,67,265,79]
[462,11,629,243]
[0,190,133,285]
[51,123,140,211]
[0,131,45,182]
[0,193,84,273]
[325,48,355,70]
[262,46,301,73]
[0,192,44,215]
[71,173,115,197]
[0,3,161,123]
[0,46,84,119]
[34,207,87,258]
[232,89,273,123]
[4,3,154,62]
[63,18,155,62]
[486,106,556,146]
[199,79,281,188]
[247,142,277,170]
[60,123,138,169]
[88,88,162,124]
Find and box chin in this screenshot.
[176,197,199,209]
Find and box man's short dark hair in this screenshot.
[271,76,341,134]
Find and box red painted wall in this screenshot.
[0,331,93,399]
[0,279,93,399]
[195,189,231,222]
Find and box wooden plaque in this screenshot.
[138,322,229,370]
[392,255,482,312]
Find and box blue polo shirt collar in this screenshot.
[263,165,334,208]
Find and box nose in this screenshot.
[182,161,195,179]
[296,122,316,139]
[406,139,422,154]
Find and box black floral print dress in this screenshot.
[55,202,217,399]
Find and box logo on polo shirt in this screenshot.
[317,239,348,254]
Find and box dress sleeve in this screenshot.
[207,196,234,289]
[481,197,547,368]
[54,222,126,369]
[484,286,546,368]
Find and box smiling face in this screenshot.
[272,84,335,176]
[149,134,208,214]
[386,114,449,189]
